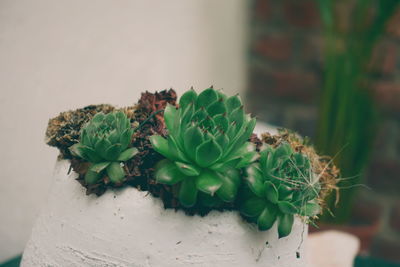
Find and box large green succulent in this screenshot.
[241,142,321,238]
[150,88,257,207]
[69,111,138,184]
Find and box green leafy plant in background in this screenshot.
[241,142,321,237]
[70,112,138,184]
[150,88,257,207]
[317,0,400,222]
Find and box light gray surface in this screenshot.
[0,0,248,261]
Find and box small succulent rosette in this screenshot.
[150,88,258,207]
[241,141,321,237]
[69,111,138,184]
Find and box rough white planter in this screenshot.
[22,160,308,267]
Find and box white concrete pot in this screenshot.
[21,160,308,267]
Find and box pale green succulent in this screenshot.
[150,88,257,207]
[241,142,321,238]
[70,111,138,184]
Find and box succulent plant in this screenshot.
[241,142,321,238]
[150,88,257,207]
[69,111,138,184]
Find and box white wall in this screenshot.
[0,0,248,262]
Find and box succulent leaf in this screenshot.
[195,139,222,167]
[278,213,294,238]
[179,177,198,207]
[90,162,111,173]
[106,162,126,183]
[84,169,102,184]
[215,168,240,202]
[196,88,218,108]
[175,162,201,176]
[244,164,265,197]
[257,206,277,231]
[150,135,171,158]
[179,89,197,107]
[196,170,223,195]
[155,159,186,185]
[241,197,266,217]
[117,147,139,162]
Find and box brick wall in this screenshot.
[247,0,400,262]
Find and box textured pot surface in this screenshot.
[22,160,308,267]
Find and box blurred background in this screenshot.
[0,0,399,266]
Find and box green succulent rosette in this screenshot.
[69,111,138,184]
[150,88,257,207]
[241,142,321,238]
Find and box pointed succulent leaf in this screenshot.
[213,114,229,133]
[236,151,259,169]
[225,118,256,157]
[223,141,253,162]
[195,170,223,195]
[300,201,320,217]
[192,108,208,123]
[216,168,240,202]
[117,147,138,162]
[195,138,222,167]
[164,104,179,134]
[229,106,245,128]
[207,100,227,116]
[106,162,126,183]
[69,143,86,159]
[91,112,105,124]
[278,184,293,201]
[150,135,172,158]
[89,162,111,173]
[275,142,292,159]
[260,145,274,174]
[180,102,195,127]
[154,159,186,185]
[226,95,242,112]
[168,136,189,162]
[244,164,265,197]
[81,129,92,147]
[80,145,102,162]
[278,201,298,214]
[215,133,229,150]
[120,128,132,150]
[175,162,201,176]
[105,112,116,126]
[84,169,102,184]
[196,88,218,108]
[183,125,204,160]
[116,111,127,125]
[264,181,279,204]
[179,89,197,108]
[94,138,111,159]
[278,213,294,238]
[257,205,278,231]
[105,143,122,161]
[179,177,198,207]
[108,129,120,144]
[240,197,266,217]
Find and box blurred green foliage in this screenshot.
[316,0,400,223]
